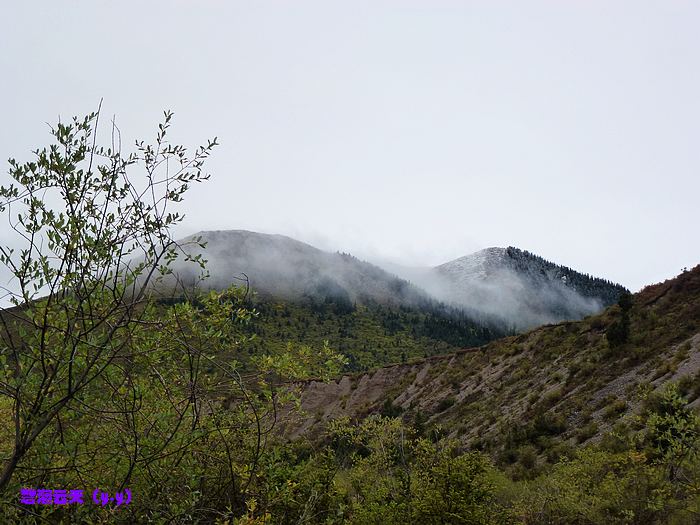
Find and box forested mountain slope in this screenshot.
[238,299,499,372]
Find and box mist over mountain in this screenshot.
[161,230,626,332]
[160,230,432,310]
[393,247,629,330]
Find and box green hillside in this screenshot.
[241,298,503,372]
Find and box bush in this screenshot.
[606,317,630,347]
[602,399,628,421]
[576,422,599,443]
[436,396,456,413]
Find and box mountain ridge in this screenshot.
[162,229,627,332]
[162,229,431,308]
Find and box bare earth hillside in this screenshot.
[279,265,700,459]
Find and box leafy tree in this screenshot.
[644,382,700,482]
[324,416,511,524]
[617,291,633,313]
[0,109,344,522]
[0,108,216,492]
[513,448,670,524]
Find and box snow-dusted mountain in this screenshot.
[401,247,628,330]
[157,230,627,331]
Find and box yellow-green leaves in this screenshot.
[255,341,348,382]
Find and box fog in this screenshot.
[400,265,603,330]
[151,230,432,309]
[150,230,616,332]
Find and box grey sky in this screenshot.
[1,1,698,292]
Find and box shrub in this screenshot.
[602,399,628,421]
[576,422,599,443]
[436,396,456,413]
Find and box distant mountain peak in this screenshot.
[412,246,628,330]
[435,247,507,281]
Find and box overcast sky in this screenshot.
[1,1,699,292]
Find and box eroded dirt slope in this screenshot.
[279,265,700,454]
